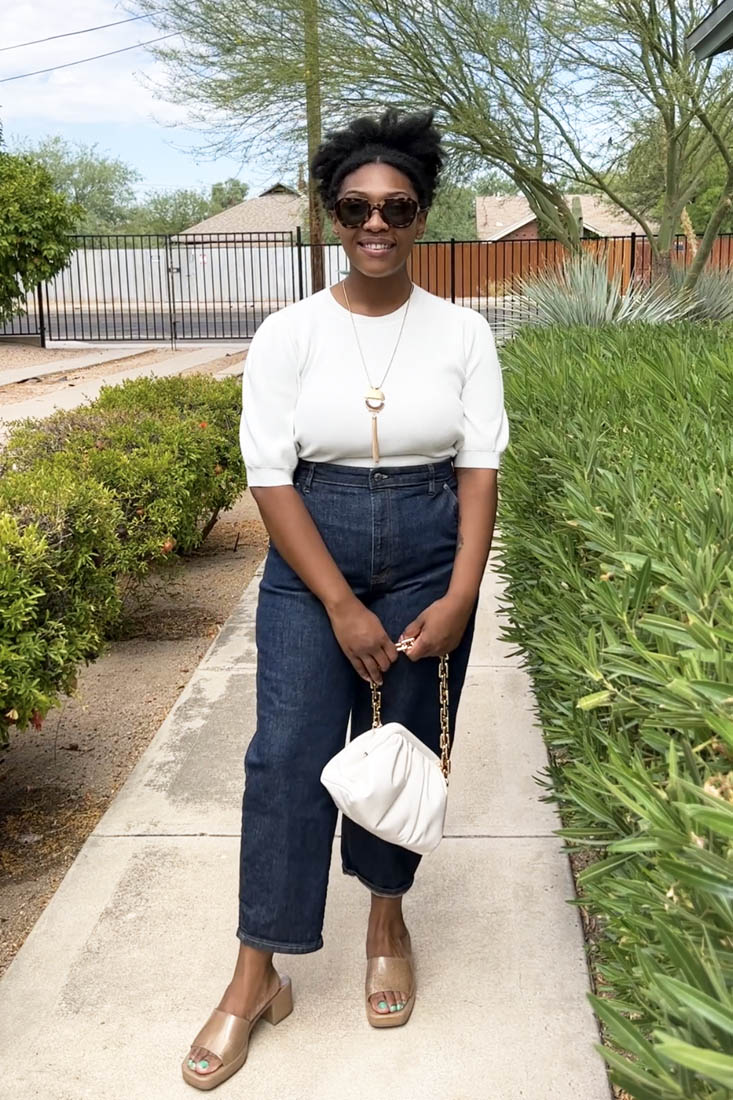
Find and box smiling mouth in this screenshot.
[358,241,396,255]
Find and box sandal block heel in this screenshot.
[262,975,293,1025]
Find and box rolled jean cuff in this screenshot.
[341,863,414,897]
[236,927,324,954]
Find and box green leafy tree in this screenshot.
[421,182,478,241]
[611,116,733,236]
[11,135,140,234]
[0,146,80,322]
[209,177,249,213]
[121,188,214,234]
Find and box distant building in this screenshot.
[183,183,307,235]
[475,194,654,242]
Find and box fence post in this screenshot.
[629,231,637,282]
[36,283,46,348]
[450,238,456,303]
[296,225,304,301]
[165,235,178,349]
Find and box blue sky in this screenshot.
[2,0,287,197]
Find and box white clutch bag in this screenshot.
[320,649,452,855]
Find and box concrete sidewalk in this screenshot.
[0,539,611,1099]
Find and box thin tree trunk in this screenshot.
[683,182,733,290]
[303,0,324,293]
[680,207,698,258]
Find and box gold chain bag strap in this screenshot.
[371,650,452,782]
[320,639,454,854]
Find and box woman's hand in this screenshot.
[327,595,398,684]
[398,594,475,661]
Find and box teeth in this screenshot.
[361,242,392,250]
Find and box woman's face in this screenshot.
[329,161,428,279]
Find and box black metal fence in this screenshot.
[3,229,732,346]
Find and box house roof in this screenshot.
[687,0,733,58]
[475,193,654,240]
[183,185,307,235]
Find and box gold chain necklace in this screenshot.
[341,281,414,462]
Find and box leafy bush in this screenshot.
[0,150,80,322]
[498,322,733,1098]
[0,372,246,746]
[0,463,123,744]
[508,252,695,328]
[1,374,246,580]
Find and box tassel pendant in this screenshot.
[371,414,380,462]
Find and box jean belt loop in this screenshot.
[428,462,436,496]
[303,461,315,493]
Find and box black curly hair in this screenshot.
[311,107,444,213]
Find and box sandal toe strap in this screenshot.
[191,1008,252,1064]
[365,956,414,999]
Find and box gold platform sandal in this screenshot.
[365,933,416,1028]
[181,972,293,1090]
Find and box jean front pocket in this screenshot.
[442,479,459,513]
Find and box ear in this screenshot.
[415,207,429,240]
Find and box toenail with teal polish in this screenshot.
[389,1004,397,1012]
[378,1000,388,1010]
[198,1060,209,1069]
[187,1059,196,1067]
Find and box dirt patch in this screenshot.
[0,490,268,977]
[0,343,101,371]
[0,348,246,406]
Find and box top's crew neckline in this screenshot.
[325,283,420,321]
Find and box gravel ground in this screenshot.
[0,489,268,977]
[0,343,112,370]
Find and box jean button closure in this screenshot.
[374,472,387,480]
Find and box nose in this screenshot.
[362,206,390,231]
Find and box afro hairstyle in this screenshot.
[310,107,444,213]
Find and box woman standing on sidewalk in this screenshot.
[182,106,509,1090]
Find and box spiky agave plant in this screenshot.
[667,265,733,321]
[507,252,695,328]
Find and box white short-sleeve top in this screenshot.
[239,283,510,486]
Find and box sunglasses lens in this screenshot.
[336,198,370,226]
[334,197,419,227]
[382,199,418,226]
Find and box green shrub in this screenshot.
[0,462,123,745]
[498,321,733,1098]
[0,371,247,745]
[1,374,246,580]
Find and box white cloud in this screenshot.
[1,0,187,126]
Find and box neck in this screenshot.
[342,266,413,315]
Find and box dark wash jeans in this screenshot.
[237,457,479,954]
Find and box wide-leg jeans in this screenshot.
[237,457,479,953]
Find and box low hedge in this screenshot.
[498,321,733,1099]
[1,372,246,746]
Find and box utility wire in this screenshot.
[0,33,179,83]
[0,13,158,53]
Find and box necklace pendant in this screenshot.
[365,387,385,412]
[371,414,380,462]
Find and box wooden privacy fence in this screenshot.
[407,233,733,298]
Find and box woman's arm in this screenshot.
[445,467,498,612]
[250,485,398,684]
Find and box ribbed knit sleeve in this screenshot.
[454,310,510,469]
[239,311,300,486]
